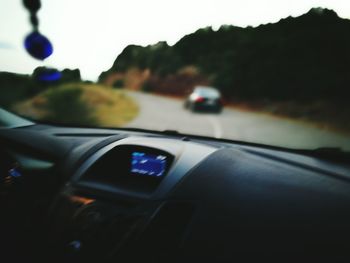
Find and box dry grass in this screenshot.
[80,84,139,126]
[13,83,139,127]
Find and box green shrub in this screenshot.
[44,86,97,126]
[141,81,153,92]
[0,72,40,108]
[113,79,125,89]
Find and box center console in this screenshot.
[47,137,217,261]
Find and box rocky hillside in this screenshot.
[99,8,350,101]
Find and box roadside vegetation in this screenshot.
[0,70,138,127]
[12,83,139,127]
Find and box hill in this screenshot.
[99,8,350,103]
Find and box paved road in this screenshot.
[125,91,350,150]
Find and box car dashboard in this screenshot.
[1,123,350,262]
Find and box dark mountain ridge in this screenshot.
[100,8,350,101]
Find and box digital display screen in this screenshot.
[131,152,167,177]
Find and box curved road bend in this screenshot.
[125,91,350,150]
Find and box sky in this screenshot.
[0,0,350,81]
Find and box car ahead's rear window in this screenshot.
[195,88,220,97]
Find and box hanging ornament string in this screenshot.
[22,0,60,82]
[23,0,53,60]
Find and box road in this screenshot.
[125,91,350,150]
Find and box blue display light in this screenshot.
[131,152,167,177]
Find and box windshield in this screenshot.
[1,0,350,150]
[0,108,33,128]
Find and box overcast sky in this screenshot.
[0,0,349,80]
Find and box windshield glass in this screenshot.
[1,0,350,150]
[0,108,33,128]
